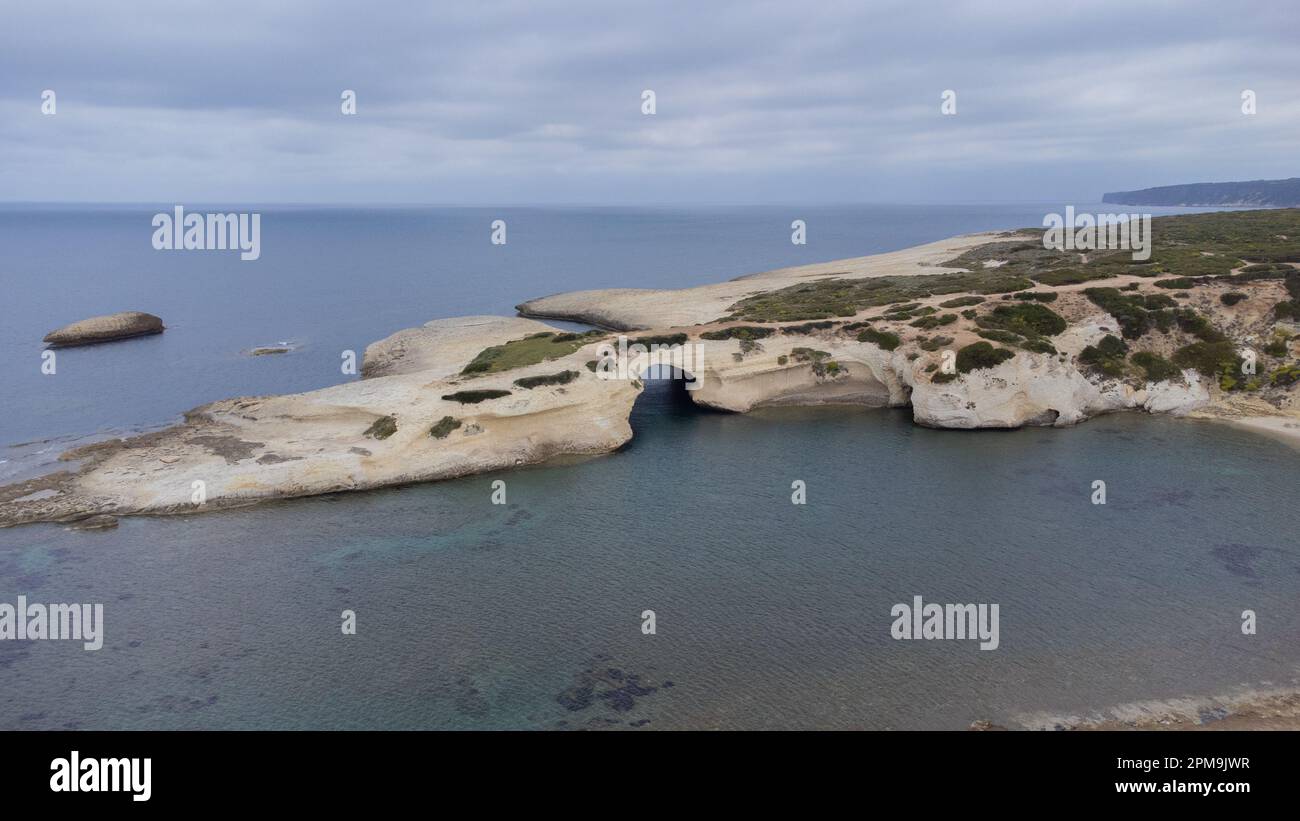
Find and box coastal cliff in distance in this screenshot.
[1104,177,1300,207]
[2,209,1299,528]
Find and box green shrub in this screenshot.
[629,333,688,347]
[514,370,579,389]
[856,327,901,351]
[919,335,954,351]
[1130,352,1181,382]
[939,296,984,308]
[1172,341,1240,379]
[780,321,836,334]
[1220,292,1247,306]
[1270,365,1300,387]
[1012,291,1059,303]
[910,313,958,329]
[931,371,958,384]
[1032,269,1112,286]
[551,330,606,343]
[441,389,512,404]
[978,302,1067,337]
[1153,277,1198,289]
[363,415,397,440]
[429,416,462,439]
[1018,338,1058,355]
[776,355,789,365]
[700,326,774,341]
[956,341,1015,373]
[1079,335,1129,378]
[976,329,1022,344]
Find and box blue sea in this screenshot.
[1,203,1297,729]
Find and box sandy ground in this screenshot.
[518,230,1025,330]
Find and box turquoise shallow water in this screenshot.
[1,204,1295,729]
[1,382,1298,730]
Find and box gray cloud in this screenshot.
[1,0,1297,203]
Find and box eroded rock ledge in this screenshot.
[4,215,1298,527]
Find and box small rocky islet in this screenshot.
[42,311,164,347]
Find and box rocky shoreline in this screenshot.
[3,214,1298,528]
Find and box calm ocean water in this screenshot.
[2,203,1297,729]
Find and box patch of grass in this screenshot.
[780,321,837,334]
[1130,352,1181,382]
[977,302,1067,337]
[956,341,1015,373]
[919,335,954,351]
[441,389,512,404]
[1270,365,1300,387]
[1011,291,1059,302]
[628,333,688,347]
[976,329,1022,344]
[1032,268,1115,286]
[513,370,579,389]
[1220,292,1248,306]
[724,271,1032,322]
[700,326,774,341]
[363,415,397,440]
[855,327,900,351]
[462,332,597,376]
[940,296,985,308]
[429,416,462,439]
[1153,277,1200,289]
[910,313,958,329]
[552,330,606,343]
[931,371,958,384]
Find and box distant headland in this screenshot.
[1104,177,1300,207]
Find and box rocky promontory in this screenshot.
[43,311,164,347]
[4,210,1299,527]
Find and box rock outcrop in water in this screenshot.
[4,212,1299,527]
[43,311,164,347]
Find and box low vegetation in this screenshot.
[956,341,1015,373]
[855,327,900,351]
[462,331,602,376]
[513,370,579,389]
[1078,335,1129,378]
[629,333,688,347]
[429,416,462,439]
[700,326,774,341]
[441,389,512,404]
[363,415,398,440]
[1130,352,1181,382]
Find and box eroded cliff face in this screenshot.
[678,331,1210,427]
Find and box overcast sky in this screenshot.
[1,0,1296,204]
